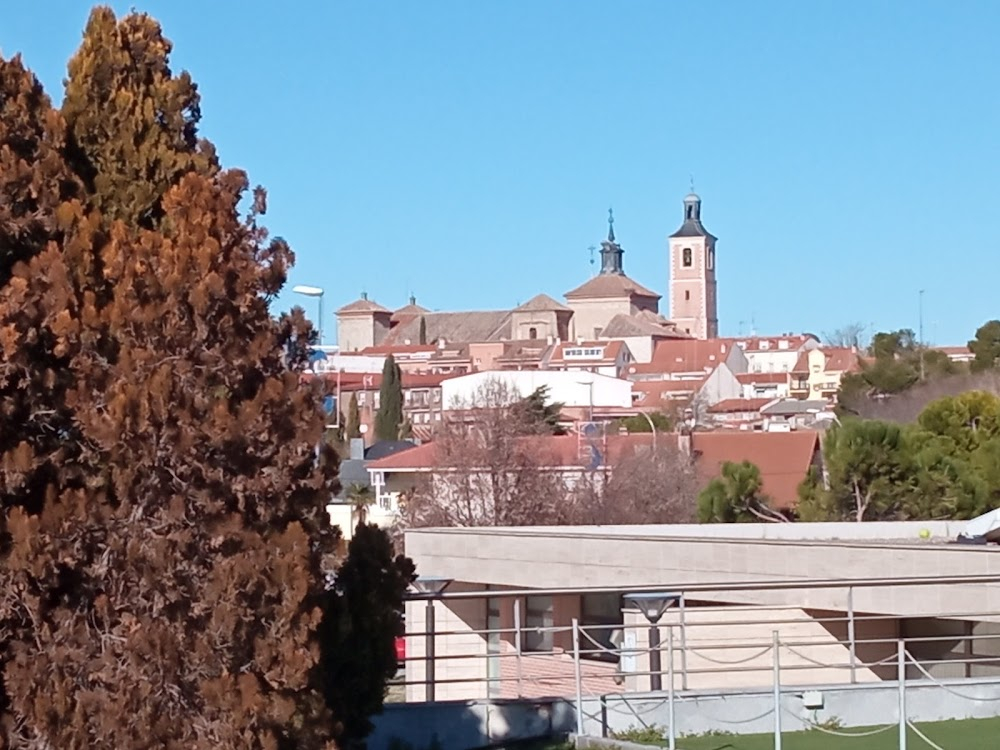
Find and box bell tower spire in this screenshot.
[668,190,719,339]
[599,208,625,275]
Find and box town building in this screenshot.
[790,346,862,402]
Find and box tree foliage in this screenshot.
[697,461,785,523]
[615,411,673,434]
[969,320,1000,373]
[62,6,218,229]
[346,392,362,439]
[319,524,415,749]
[0,15,410,748]
[801,391,1000,522]
[375,354,403,441]
[514,385,566,435]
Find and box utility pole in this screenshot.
[918,289,925,381]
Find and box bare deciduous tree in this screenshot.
[568,442,699,525]
[403,379,571,528]
[824,323,867,349]
[401,379,700,530]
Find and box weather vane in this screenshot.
[690,174,696,193]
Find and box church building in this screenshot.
[334,192,721,354]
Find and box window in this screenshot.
[593,327,603,338]
[686,205,694,220]
[684,290,690,301]
[565,347,604,359]
[528,327,538,340]
[707,248,715,270]
[682,247,692,267]
[579,593,623,663]
[524,596,554,652]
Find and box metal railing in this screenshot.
[391,573,1000,746]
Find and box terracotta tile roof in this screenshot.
[494,342,552,364]
[935,345,972,357]
[600,312,691,339]
[691,431,820,510]
[564,273,661,301]
[707,398,774,414]
[821,347,861,372]
[368,434,661,471]
[631,379,704,404]
[725,335,818,352]
[336,297,392,314]
[383,311,511,346]
[390,302,429,323]
[549,340,625,364]
[367,430,819,511]
[736,372,788,385]
[634,339,734,375]
[792,351,810,373]
[514,293,572,313]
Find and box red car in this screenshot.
[394,636,406,668]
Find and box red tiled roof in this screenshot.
[367,430,820,511]
[724,335,818,352]
[822,347,861,373]
[736,372,788,385]
[336,297,391,314]
[632,379,704,403]
[935,346,972,356]
[564,274,661,301]
[691,431,820,510]
[707,398,774,414]
[640,339,734,375]
[368,434,661,471]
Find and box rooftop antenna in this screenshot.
[738,319,746,336]
[750,313,757,337]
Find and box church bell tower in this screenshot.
[668,192,718,339]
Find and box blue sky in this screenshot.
[3,1,999,346]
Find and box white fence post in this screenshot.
[667,626,676,750]
[847,585,857,684]
[898,639,907,750]
[572,618,584,737]
[772,630,782,750]
[514,597,523,697]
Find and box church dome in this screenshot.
[684,192,701,203]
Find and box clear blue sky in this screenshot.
[3,1,998,346]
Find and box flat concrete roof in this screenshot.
[405,522,1000,619]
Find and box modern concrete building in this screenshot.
[402,521,1000,703]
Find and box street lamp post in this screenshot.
[412,576,454,701]
[625,592,681,692]
[639,411,658,451]
[292,284,325,345]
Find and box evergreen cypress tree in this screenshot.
[346,392,362,439]
[61,6,219,229]
[374,355,403,441]
[0,16,411,748]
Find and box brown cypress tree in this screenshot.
[0,15,412,748]
[61,6,218,229]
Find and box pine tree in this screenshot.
[375,355,403,441]
[418,316,427,345]
[61,6,218,229]
[346,392,362,439]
